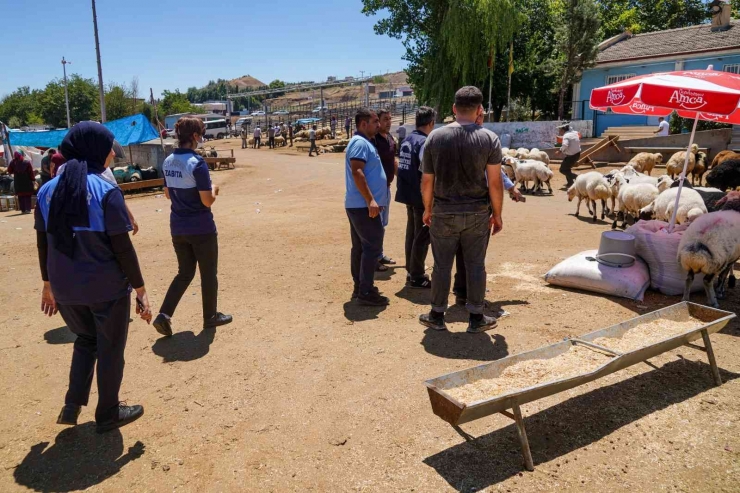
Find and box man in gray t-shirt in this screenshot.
[419,86,504,334]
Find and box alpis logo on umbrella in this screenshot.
[629,101,655,114]
[668,89,707,110]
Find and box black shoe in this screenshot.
[419,311,447,331]
[153,314,173,337]
[56,404,81,426]
[467,314,498,333]
[379,255,396,265]
[407,277,432,289]
[204,312,233,329]
[96,404,144,434]
[357,290,390,306]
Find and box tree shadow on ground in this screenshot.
[423,359,739,492]
[13,422,145,492]
[421,330,508,361]
[43,326,76,345]
[151,327,215,363]
[342,301,387,322]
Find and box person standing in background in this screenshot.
[345,116,351,139]
[654,116,670,137]
[240,124,248,149]
[556,124,581,188]
[40,149,55,185]
[419,86,504,333]
[345,109,389,306]
[253,125,262,149]
[330,116,337,139]
[396,106,435,289]
[153,117,232,337]
[7,151,35,214]
[267,125,276,149]
[308,125,319,157]
[50,151,66,178]
[373,109,397,271]
[35,122,150,433]
[287,122,294,147]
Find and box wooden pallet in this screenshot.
[119,178,164,192]
[577,135,621,168]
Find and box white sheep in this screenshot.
[678,210,740,307]
[627,152,663,176]
[567,171,609,221]
[666,144,699,179]
[638,187,707,224]
[515,147,530,159]
[504,148,517,158]
[528,150,551,166]
[509,159,551,194]
[611,182,660,229]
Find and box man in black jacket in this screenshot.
[395,107,436,288]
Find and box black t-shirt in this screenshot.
[373,133,396,187]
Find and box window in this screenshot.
[724,64,740,74]
[606,74,636,85]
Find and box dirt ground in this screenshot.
[1,137,739,492]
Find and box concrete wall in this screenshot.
[578,53,740,136]
[542,129,732,163]
[118,142,175,172]
[393,120,593,149]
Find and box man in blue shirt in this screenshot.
[345,108,389,306]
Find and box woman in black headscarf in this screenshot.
[35,121,151,434]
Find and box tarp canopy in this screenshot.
[6,114,159,148]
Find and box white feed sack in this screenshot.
[544,250,650,301]
[625,220,704,296]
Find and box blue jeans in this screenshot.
[347,208,385,293]
[430,211,490,314]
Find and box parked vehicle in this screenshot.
[311,106,328,114]
[273,110,289,115]
[251,111,266,116]
[235,117,252,127]
[203,119,229,139]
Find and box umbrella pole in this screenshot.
[667,113,700,233]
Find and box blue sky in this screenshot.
[0,0,407,99]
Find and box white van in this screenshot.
[203,119,229,139]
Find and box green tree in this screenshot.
[35,75,99,128]
[268,79,286,97]
[160,90,199,116]
[0,86,40,126]
[7,116,21,129]
[552,0,601,119]
[105,84,132,121]
[598,0,707,38]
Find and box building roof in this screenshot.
[597,21,740,64]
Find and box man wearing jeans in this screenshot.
[396,106,436,289]
[419,86,504,333]
[345,109,389,306]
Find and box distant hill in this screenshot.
[266,71,410,106]
[228,75,267,89]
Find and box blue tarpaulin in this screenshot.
[296,118,321,124]
[6,114,159,148]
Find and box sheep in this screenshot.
[610,180,660,229]
[568,171,610,222]
[678,210,740,307]
[710,150,740,169]
[690,151,708,185]
[666,144,699,179]
[638,187,707,224]
[274,136,286,146]
[504,148,517,158]
[669,179,727,212]
[509,159,551,194]
[515,147,530,159]
[627,152,663,176]
[716,191,740,212]
[705,159,740,191]
[656,175,674,192]
[502,163,516,182]
[528,150,551,166]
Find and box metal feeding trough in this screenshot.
[424,302,736,472]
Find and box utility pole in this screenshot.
[91,0,107,122]
[62,57,72,128]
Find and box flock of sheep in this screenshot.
[501,147,554,195]
[566,145,740,309]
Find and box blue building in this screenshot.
[575,20,740,136]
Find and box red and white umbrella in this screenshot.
[590,67,740,231]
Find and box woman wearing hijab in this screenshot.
[50,151,66,178]
[153,116,232,337]
[7,150,35,213]
[35,122,151,434]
